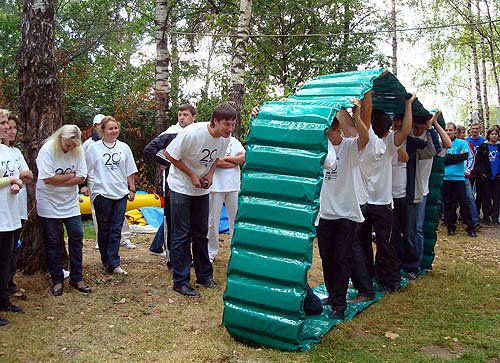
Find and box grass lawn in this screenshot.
[1,224,499,363]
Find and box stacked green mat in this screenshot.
[223,68,444,351]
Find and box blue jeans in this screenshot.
[170,191,211,288]
[350,204,375,298]
[150,221,166,253]
[392,197,419,274]
[464,178,479,225]
[40,216,83,284]
[415,195,427,265]
[93,195,127,271]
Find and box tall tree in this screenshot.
[391,0,398,76]
[17,0,64,273]
[228,0,253,140]
[155,0,171,135]
[484,0,500,106]
[468,0,484,126]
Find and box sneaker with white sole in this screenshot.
[95,243,99,250]
[113,266,128,275]
[149,250,166,257]
[120,240,136,249]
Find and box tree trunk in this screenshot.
[481,40,490,129]
[469,0,484,125]
[17,0,65,273]
[228,0,253,140]
[202,37,218,99]
[170,31,179,114]
[155,0,171,136]
[391,0,397,76]
[484,0,500,106]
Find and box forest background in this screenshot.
[1,0,499,191]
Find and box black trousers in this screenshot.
[359,203,401,290]
[317,218,356,313]
[443,180,473,228]
[470,176,483,218]
[0,231,15,308]
[481,176,500,222]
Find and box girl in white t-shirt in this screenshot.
[1,114,33,296]
[36,125,90,297]
[86,116,138,275]
[0,109,24,322]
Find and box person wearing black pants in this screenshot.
[317,98,369,320]
[473,127,500,224]
[144,104,197,262]
[442,180,475,233]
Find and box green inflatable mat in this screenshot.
[223,68,444,351]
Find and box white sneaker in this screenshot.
[120,239,136,249]
[149,250,166,257]
[113,266,128,275]
[63,269,70,279]
[95,243,99,250]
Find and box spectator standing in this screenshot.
[207,136,245,262]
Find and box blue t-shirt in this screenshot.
[488,144,499,179]
[466,136,485,153]
[445,138,470,181]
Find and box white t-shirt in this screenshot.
[36,141,87,218]
[0,144,21,231]
[11,147,29,220]
[415,132,441,196]
[354,127,386,205]
[211,136,245,193]
[82,137,95,154]
[86,140,138,201]
[367,131,400,205]
[166,122,230,196]
[319,137,364,223]
[392,141,407,199]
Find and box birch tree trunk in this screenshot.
[155,0,171,136]
[170,13,179,114]
[228,0,253,140]
[391,0,398,76]
[481,41,490,129]
[17,0,65,273]
[484,0,500,106]
[469,0,484,126]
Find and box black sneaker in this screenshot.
[405,272,418,280]
[173,285,200,297]
[329,309,345,320]
[0,317,9,326]
[447,226,456,236]
[166,260,172,270]
[0,304,23,313]
[466,227,477,238]
[195,278,218,289]
[482,217,491,225]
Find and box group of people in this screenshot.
[0,93,498,326]
[442,121,500,236]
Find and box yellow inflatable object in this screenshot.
[125,209,147,226]
[79,193,161,215]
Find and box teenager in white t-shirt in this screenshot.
[164,104,235,297]
[86,117,138,276]
[317,98,369,320]
[2,114,33,296]
[358,93,417,293]
[36,125,90,297]
[207,136,245,262]
[81,114,136,250]
[0,110,24,323]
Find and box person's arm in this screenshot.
[59,176,86,186]
[398,147,409,162]
[337,109,357,137]
[394,93,417,147]
[19,170,33,184]
[164,150,203,188]
[360,90,372,128]
[351,98,369,151]
[144,133,176,167]
[127,174,136,201]
[202,159,220,189]
[217,159,239,169]
[0,176,22,189]
[223,153,246,166]
[444,153,468,165]
[432,112,452,149]
[43,173,76,185]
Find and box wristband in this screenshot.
[129,189,136,193]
